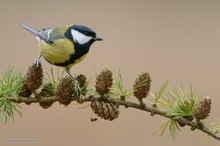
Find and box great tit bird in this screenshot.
[19,24,103,95]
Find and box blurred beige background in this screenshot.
[0,0,220,145]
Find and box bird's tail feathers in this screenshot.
[18,24,39,37]
[18,24,53,44]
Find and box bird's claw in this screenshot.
[72,77,81,97]
[34,59,41,67]
[34,55,42,67]
[65,68,81,97]
[74,84,80,97]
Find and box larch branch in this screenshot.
[15,95,220,140]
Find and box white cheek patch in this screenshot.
[71,29,92,44]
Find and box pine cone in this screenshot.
[40,83,55,97]
[95,69,113,96]
[193,96,211,121]
[39,101,54,109]
[76,74,88,96]
[56,77,75,106]
[91,100,119,121]
[133,73,151,105]
[76,74,87,88]
[18,84,32,97]
[23,64,43,92]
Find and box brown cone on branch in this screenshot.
[76,74,87,88]
[18,83,32,97]
[133,72,151,106]
[95,69,113,96]
[39,101,54,109]
[193,96,211,121]
[76,74,88,96]
[56,77,75,106]
[90,100,119,121]
[23,64,43,96]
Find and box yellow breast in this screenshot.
[38,39,74,65]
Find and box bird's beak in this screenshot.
[94,37,103,41]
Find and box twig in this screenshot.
[15,95,220,140]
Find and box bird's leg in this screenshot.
[34,54,42,67]
[65,68,80,97]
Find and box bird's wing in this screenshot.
[19,24,69,44]
[45,26,69,42]
[38,29,53,44]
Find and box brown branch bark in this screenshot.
[15,96,220,140]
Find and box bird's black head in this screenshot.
[65,24,103,45]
